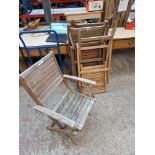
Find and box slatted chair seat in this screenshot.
[35,91,94,131]
[56,90,94,130]
[20,51,96,144]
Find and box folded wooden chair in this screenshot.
[69,22,109,76]
[19,52,96,144]
[76,26,114,94]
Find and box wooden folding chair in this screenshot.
[68,22,110,76]
[76,26,114,94]
[19,52,96,144]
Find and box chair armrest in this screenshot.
[33,105,75,128]
[63,74,96,85]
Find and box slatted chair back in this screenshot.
[19,52,63,106]
[69,24,109,47]
[77,26,114,67]
[68,22,115,75]
[72,20,116,36]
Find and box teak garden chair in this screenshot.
[19,52,96,144]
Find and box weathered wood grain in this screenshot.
[21,52,53,78]
[20,52,95,142]
[72,97,87,121]
[63,74,96,85]
[77,99,94,130]
[34,105,75,129]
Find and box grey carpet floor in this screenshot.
[19,48,135,155]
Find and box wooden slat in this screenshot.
[68,95,84,120]
[82,72,105,78]
[25,61,54,87]
[31,66,59,91]
[81,36,111,42]
[83,62,101,67]
[26,57,54,77]
[76,99,94,130]
[81,50,100,58]
[80,45,108,51]
[38,75,63,100]
[65,93,80,118]
[74,98,91,130]
[71,89,95,100]
[56,91,75,113]
[59,92,77,116]
[80,32,104,39]
[80,41,103,47]
[34,105,75,129]
[80,68,108,75]
[79,26,105,33]
[81,52,100,58]
[29,62,58,87]
[33,72,59,96]
[33,59,56,76]
[70,96,87,121]
[70,25,105,33]
[80,58,103,63]
[32,69,60,95]
[82,71,105,76]
[81,64,105,70]
[21,52,53,78]
[25,58,54,82]
[53,90,70,112]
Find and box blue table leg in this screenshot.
[38,48,43,59]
